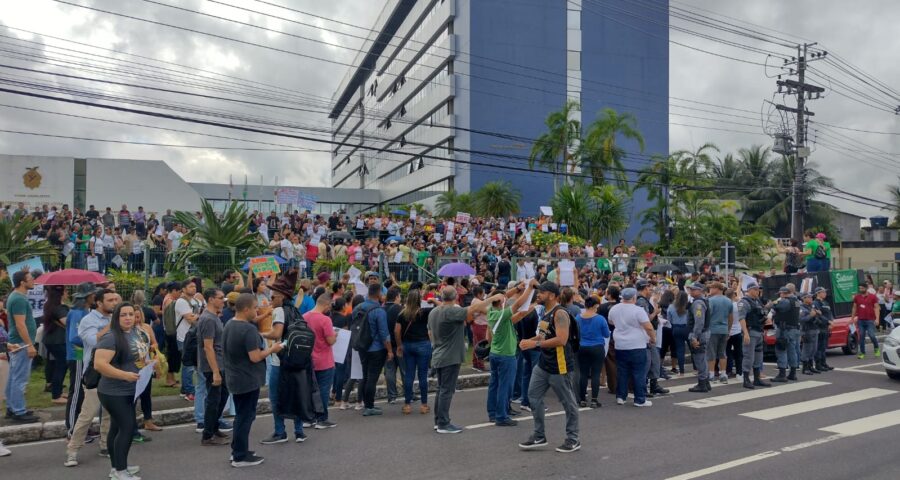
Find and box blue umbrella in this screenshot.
[385,235,405,243]
[437,262,476,277]
[241,254,290,271]
[390,209,408,215]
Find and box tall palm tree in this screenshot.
[551,182,594,240]
[673,142,719,180]
[637,154,680,241]
[550,182,629,243]
[474,181,521,218]
[883,177,900,226]
[736,145,775,188]
[591,184,630,244]
[528,99,582,191]
[581,108,644,189]
[710,153,742,194]
[434,190,475,218]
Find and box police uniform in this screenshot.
[799,294,821,375]
[738,288,770,389]
[813,288,835,371]
[772,287,802,382]
[687,283,711,392]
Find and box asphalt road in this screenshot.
[5,352,899,480]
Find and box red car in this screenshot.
[763,316,859,358]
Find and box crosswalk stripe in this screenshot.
[674,381,829,409]
[740,388,897,420]
[819,409,900,436]
[832,368,884,376]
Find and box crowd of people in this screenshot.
[0,204,893,476]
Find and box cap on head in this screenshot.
[621,288,638,300]
[745,282,760,291]
[814,287,827,295]
[816,233,826,240]
[778,286,791,294]
[537,281,560,297]
[800,292,813,299]
[635,279,649,291]
[688,282,705,291]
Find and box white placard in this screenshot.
[393,251,403,263]
[134,361,157,403]
[740,274,756,292]
[559,242,569,254]
[540,206,553,216]
[541,224,549,232]
[356,219,365,229]
[350,350,363,380]
[558,259,576,287]
[518,291,535,312]
[332,329,351,364]
[455,212,470,224]
[347,266,362,281]
[410,209,417,220]
[801,277,815,294]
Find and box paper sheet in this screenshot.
[558,259,576,286]
[332,329,351,364]
[134,361,157,403]
[655,324,664,349]
[518,291,534,312]
[540,206,553,216]
[350,350,363,379]
[559,242,569,254]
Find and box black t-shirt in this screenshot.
[397,308,432,343]
[328,215,339,231]
[330,312,350,330]
[223,320,266,395]
[141,305,157,326]
[515,309,539,341]
[384,303,402,349]
[599,301,619,334]
[538,306,575,375]
[497,259,511,278]
[266,215,280,231]
[85,209,100,220]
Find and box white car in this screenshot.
[883,326,900,380]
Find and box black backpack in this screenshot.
[351,303,378,353]
[546,306,579,353]
[280,305,315,371]
[814,243,827,260]
[181,324,199,367]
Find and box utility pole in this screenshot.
[774,43,827,242]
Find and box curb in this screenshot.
[0,373,490,445]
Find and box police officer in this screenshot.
[635,280,668,397]
[738,282,771,389]
[813,287,835,371]
[771,286,801,382]
[687,282,711,393]
[799,292,821,375]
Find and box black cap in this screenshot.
[635,279,649,290]
[688,282,705,291]
[537,281,560,296]
[814,287,827,295]
[778,286,790,294]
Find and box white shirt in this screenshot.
[610,303,651,350]
[168,230,183,252]
[270,307,285,366]
[730,301,743,335]
[280,238,294,260]
[174,297,199,342]
[91,236,105,254]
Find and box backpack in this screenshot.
[280,306,316,371]
[162,300,178,336]
[814,242,827,260]
[181,324,199,367]
[546,306,579,353]
[351,303,378,353]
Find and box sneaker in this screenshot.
[353,403,364,411]
[495,418,518,427]
[616,398,626,405]
[590,400,601,409]
[110,469,141,480]
[520,405,532,412]
[63,452,77,466]
[518,435,548,449]
[511,397,522,404]
[719,374,729,384]
[132,433,151,443]
[858,353,865,359]
[314,420,337,429]
[294,433,307,443]
[99,449,110,457]
[229,451,255,461]
[338,402,349,410]
[217,420,233,432]
[201,436,230,446]
[436,424,463,434]
[302,421,315,428]
[634,400,653,408]
[362,408,383,417]
[387,398,398,405]
[556,439,581,453]
[9,413,39,424]
[213,431,230,439]
[874,348,881,356]
[579,400,588,408]
[231,454,265,468]
[0,442,9,457]
[259,433,288,445]
[109,466,140,478]
[194,423,205,433]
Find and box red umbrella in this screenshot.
[34,269,108,286]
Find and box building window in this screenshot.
[567,51,580,71]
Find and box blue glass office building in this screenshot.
[329,0,668,240]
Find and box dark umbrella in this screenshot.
[648,264,682,274]
[328,231,353,243]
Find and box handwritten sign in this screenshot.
[540,206,553,216]
[6,257,44,286]
[455,212,471,224]
[249,256,281,277]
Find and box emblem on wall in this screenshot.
[23,166,42,189]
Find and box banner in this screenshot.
[249,256,281,277]
[298,193,318,211]
[455,212,470,224]
[6,257,44,286]
[275,188,299,205]
[829,269,858,303]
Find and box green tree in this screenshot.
[637,154,683,242]
[169,200,264,279]
[0,214,59,271]
[581,108,644,189]
[434,190,476,218]
[528,99,582,191]
[473,181,521,217]
[672,142,719,179]
[710,153,742,194]
[551,181,629,243]
[884,177,900,226]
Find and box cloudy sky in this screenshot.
[0,0,898,218]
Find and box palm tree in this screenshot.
[474,181,521,217]
[0,214,59,271]
[637,154,681,241]
[736,145,775,188]
[883,178,900,226]
[710,153,742,194]
[581,108,644,189]
[550,181,629,243]
[169,200,264,279]
[528,99,582,191]
[434,190,461,218]
[592,184,630,243]
[673,142,719,180]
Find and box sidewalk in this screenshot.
[0,371,490,445]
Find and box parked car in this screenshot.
[763,315,857,358]
[882,326,900,380]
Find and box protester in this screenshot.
[197,288,231,446]
[485,280,535,426]
[609,288,656,408]
[575,295,610,408]
[304,292,338,429]
[395,289,434,415]
[4,270,39,423]
[358,283,392,417]
[850,283,881,359]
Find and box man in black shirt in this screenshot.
[382,287,404,403]
[266,211,280,232]
[85,205,99,222]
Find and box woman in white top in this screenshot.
[89,226,107,273]
[724,288,743,378]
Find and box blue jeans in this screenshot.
[672,324,689,373]
[268,365,303,436]
[314,368,334,422]
[402,341,432,405]
[775,328,801,369]
[519,349,540,407]
[858,320,880,354]
[487,354,516,422]
[193,369,208,424]
[176,340,195,395]
[4,348,31,415]
[615,348,648,404]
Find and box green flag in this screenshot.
[829,269,858,303]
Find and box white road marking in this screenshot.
[843,362,882,370]
[819,409,900,436]
[832,368,885,375]
[664,451,782,480]
[674,381,829,409]
[740,388,896,420]
[466,407,591,430]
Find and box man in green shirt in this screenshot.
[482,279,537,426]
[5,270,40,423]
